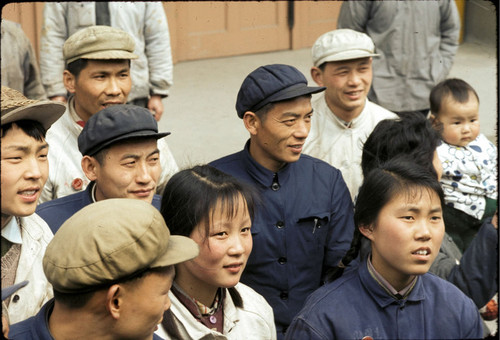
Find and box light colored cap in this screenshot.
[1,86,65,130]
[312,29,379,67]
[43,199,199,293]
[63,25,138,64]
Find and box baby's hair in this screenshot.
[361,112,441,179]
[327,157,444,282]
[430,78,479,116]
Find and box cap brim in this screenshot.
[253,83,325,113]
[1,101,66,130]
[315,51,379,66]
[151,235,199,268]
[85,130,171,156]
[67,50,139,64]
[2,280,29,301]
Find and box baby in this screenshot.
[430,78,497,253]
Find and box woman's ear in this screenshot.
[358,224,375,241]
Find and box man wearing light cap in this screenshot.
[39,25,178,204]
[210,64,355,339]
[36,104,168,234]
[1,86,65,324]
[303,29,397,200]
[9,199,199,339]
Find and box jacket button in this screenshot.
[280,291,288,300]
[271,182,280,191]
[12,295,20,303]
[278,257,287,264]
[276,221,285,229]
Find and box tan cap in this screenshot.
[1,86,65,130]
[312,29,379,67]
[43,199,199,293]
[63,25,138,64]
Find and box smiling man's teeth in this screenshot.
[20,190,36,196]
[415,250,428,255]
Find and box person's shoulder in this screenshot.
[20,213,54,240]
[365,100,398,119]
[210,150,245,168]
[8,315,37,339]
[422,272,477,302]
[36,191,86,215]
[234,282,270,308]
[298,153,343,175]
[305,268,359,308]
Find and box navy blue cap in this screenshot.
[78,104,170,156]
[2,281,28,301]
[235,64,325,118]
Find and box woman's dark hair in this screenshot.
[160,164,256,239]
[430,78,479,116]
[327,157,444,282]
[361,112,441,178]
[1,120,46,141]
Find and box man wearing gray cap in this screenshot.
[303,29,397,200]
[9,199,199,340]
[36,104,168,234]
[39,25,178,204]
[210,64,355,339]
[1,86,65,324]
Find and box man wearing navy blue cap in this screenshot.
[210,64,355,339]
[36,104,168,234]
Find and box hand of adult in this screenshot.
[148,95,164,122]
[492,211,498,229]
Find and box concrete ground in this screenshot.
[160,39,498,169]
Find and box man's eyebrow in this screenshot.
[3,143,48,153]
[147,148,160,157]
[280,109,314,119]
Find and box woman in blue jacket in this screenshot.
[285,158,483,339]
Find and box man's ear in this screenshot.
[243,111,259,136]
[106,285,122,320]
[358,224,375,241]
[310,67,324,87]
[63,70,76,94]
[81,156,98,181]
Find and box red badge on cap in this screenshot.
[72,178,83,191]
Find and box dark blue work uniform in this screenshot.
[211,140,355,339]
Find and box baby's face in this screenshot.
[436,94,480,147]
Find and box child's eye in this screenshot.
[241,227,251,233]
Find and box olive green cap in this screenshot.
[43,199,199,293]
[63,25,138,64]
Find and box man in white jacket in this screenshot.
[303,29,397,200]
[1,86,65,324]
[39,25,178,203]
[40,2,173,122]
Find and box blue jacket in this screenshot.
[8,299,164,340]
[210,140,355,338]
[36,182,162,234]
[285,259,483,340]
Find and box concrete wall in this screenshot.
[464,0,497,47]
